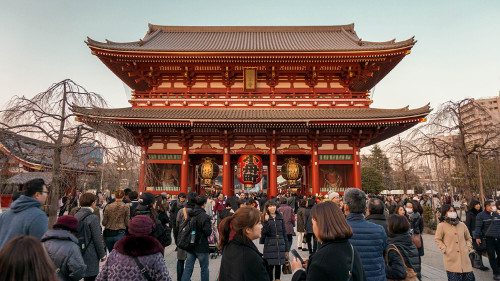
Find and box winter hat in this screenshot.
[128,215,155,235]
[327,191,340,199]
[140,192,155,206]
[53,215,78,233]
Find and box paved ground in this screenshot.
[160,232,494,281]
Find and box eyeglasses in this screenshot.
[40,191,49,194]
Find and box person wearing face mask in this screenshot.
[465,200,488,271]
[406,201,425,257]
[435,205,475,281]
[474,200,500,280]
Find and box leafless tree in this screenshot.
[0,79,139,225]
[407,99,500,204]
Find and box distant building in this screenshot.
[461,93,500,148]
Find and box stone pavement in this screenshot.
[161,232,493,281]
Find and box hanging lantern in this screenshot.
[281,158,303,186]
[236,155,262,188]
[198,157,219,185]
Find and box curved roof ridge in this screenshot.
[86,37,141,46]
[340,26,360,43]
[147,24,357,33]
[361,36,416,46]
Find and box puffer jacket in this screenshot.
[74,208,107,277]
[474,210,500,239]
[96,235,172,281]
[42,229,87,281]
[385,233,421,280]
[262,212,289,265]
[347,213,387,281]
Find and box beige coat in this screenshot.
[434,221,473,273]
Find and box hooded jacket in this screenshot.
[42,229,87,281]
[187,206,212,253]
[0,195,48,249]
[96,235,172,281]
[74,208,107,277]
[262,211,289,265]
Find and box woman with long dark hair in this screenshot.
[291,201,365,281]
[406,200,424,257]
[435,205,475,281]
[218,206,268,281]
[0,235,59,281]
[261,200,289,281]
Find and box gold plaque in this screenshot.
[243,67,257,92]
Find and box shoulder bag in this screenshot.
[133,256,154,281]
[347,244,354,281]
[476,220,494,252]
[385,244,418,281]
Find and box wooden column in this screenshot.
[223,148,232,196]
[180,147,189,194]
[353,145,361,189]
[139,146,147,193]
[311,145,320,196]
[269,148,277,198]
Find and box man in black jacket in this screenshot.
[181,195,212,281]
[474,200,500,280]
[170,193,186,242]
[366,198,388,235]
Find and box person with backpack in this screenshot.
[170,193,187,243]
[174,192,197,281]
[42,215,87,281]
[132,192,171,247]
[96,215,172,281]
[74,193,107,281]
[179,194,212,281]
[385,214,421,280]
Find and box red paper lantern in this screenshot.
[236,155,262,188]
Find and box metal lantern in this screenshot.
[198,157,219,185]
[281,157,303,185]
[236,154,262,188]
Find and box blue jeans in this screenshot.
[181,252,209,281]
[104,231,125,253]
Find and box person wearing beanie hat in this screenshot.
[327,190,341,206]
[41,215,87,281]
[96,215,172,281]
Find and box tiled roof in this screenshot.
[73,105,430,122]
[0,129,98,173]
[8,172,53,185]
[86,24,415,53]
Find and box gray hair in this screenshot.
[344,188,367,214]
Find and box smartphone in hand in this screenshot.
[291,249,305,264]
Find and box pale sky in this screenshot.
[1,0,499,117]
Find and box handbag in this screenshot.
[476,222,494,252]
[282,257,292,274]
[469,252,482,268]
[411,233,422,249]
[385,244,418,281]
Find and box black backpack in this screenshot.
[151,219,172,247]
[77,210,95,255]
[176,209,198,251]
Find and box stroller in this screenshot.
[208,215,221,259]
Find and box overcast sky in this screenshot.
[1,0,499,145]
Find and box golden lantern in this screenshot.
[281,158,303,186]
[198,157,219,185]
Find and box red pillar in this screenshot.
[353,147,361,189]
[223,148,232,196]
[269,148,277,199]
[180,147,189,194]
[139,146,147,193]
[311,145,320,196]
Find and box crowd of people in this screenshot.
[0,178,498,281]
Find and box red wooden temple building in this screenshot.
[74,24,430,197]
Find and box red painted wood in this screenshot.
[180,148,189,194]
[311,146,320,196]
[139,146,147,193]
[223,150,232,196]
